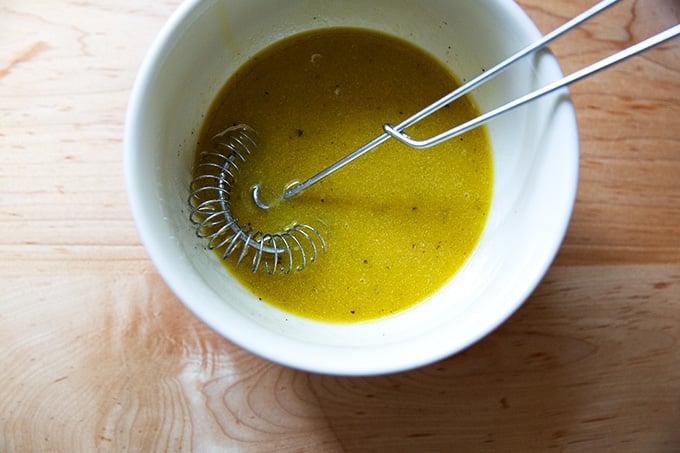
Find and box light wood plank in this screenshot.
[1,0,679,451]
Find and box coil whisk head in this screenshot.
[188,124,326,274]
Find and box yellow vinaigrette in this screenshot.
[196,28,493,322]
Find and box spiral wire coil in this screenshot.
[188,124,326,274]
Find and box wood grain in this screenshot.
[1,0,679,451]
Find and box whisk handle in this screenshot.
[385,23,680,149]
[283,0,621,200]
[284,0,679,200]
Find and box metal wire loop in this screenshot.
[188,124,326,274]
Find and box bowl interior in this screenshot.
[125,0,578,375]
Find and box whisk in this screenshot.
[189,0,679,274]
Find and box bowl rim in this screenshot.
[124,0,579,376]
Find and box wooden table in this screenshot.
[2,1,678,451]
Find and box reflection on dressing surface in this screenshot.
[195,28,493,322]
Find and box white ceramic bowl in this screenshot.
[124,0,578,375]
